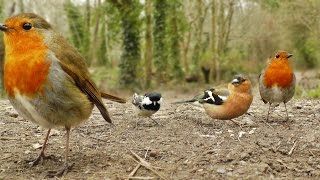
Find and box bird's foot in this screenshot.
[230,119,243,129]
[46,162,74,177]
[150,118,163,126]
[27,153,53,167]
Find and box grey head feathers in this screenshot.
[132,92,162,112]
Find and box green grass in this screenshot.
[295,85,320,99]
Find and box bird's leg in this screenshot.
[47,127,74,177]
[267,103,272,121]
[134,116,142,129]
[229,119,242,129]
[284,103,289,121]
[28,128,51,166]
[149,117,161,126]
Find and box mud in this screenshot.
[1,91,320,179]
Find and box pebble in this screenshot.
[242,117,255,126]
[150,151,159,157]
[216,167,226,174]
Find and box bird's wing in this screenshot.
[49,35,112,124]
[172,87,230,105]
[258,72,268,104]
[198,88,230,105]
[59,62,112,124]
[132,93,144,106]
[100,92,127,103]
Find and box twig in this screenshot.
[144,147,150,159]
[1,154,12,160]
[130,150,168,180]
[288,140,298,156]
[83,123,108,127]
[272,141,282,152]
[127,177,155,179]
[0,137,20,141]
[126,164,141,180]
[261,119,273,129]
[198,134,216,138]
[308,149,315,157]
[276,159,289,169]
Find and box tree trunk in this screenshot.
[191,0,203,76]
[0,0,11,96]
[211,0,217,81]
[182,29,192,73]
[144,0,153,88]
[91,0,101,65]
[18,0,24,12]
[223,0,234,52]
[110,0,141,87]
[153,0,168,83]
[169,0,183,80]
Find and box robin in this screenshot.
[259,51,295,121]
[173,75,253,125]
[132,92,162,125]
[0,13,126,177]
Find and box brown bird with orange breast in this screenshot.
[259,51,295,121]
[0,13,126,177]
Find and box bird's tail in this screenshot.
[100,92,127,103]
[171,99,197,104]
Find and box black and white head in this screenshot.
[231,74,247,86]
[132,92,162,117]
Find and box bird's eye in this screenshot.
[275,54,280,58]
[22,23,32,30]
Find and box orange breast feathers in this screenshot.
[4,30,50,97]
[263,60,294,88]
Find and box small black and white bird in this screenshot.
[132,92,162,125]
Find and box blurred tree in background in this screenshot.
[167,0,184,81]
[144,0,153,88]
[0,0,319,93]
[0,0,4,96]
[64,0,91,64]
[153,0,169,83]
[110,0,142,88]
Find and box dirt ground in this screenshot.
[1,89,320,179]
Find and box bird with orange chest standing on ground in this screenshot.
[0,13,126,177]
[259,51,296,121]
[173,75,253,126]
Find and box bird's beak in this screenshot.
[287,54,293,58]
[232,78,240,85]
[0,23,9,31]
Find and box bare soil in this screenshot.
[1,90,320,179]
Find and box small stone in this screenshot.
[126,167,132,172]
[50,129,60,136]
[217,167,226,174]
[32,143,42,149]
[150,151,159,157]
[242,117,255,126]
[9,113,18,118]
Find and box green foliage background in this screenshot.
[0,0,319,97]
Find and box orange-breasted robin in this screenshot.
[259,51,295,121]
[173,75,253,125]
[0,13,126,177]
[132,92,162,125]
